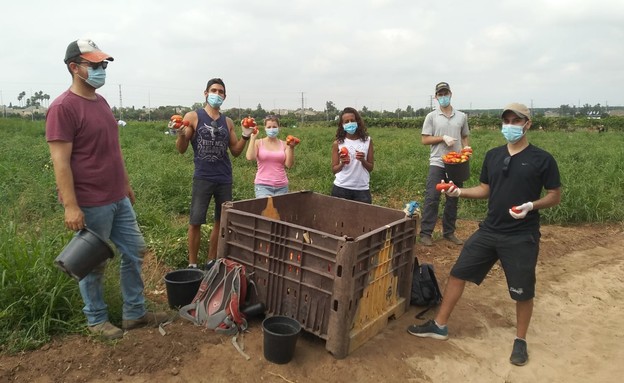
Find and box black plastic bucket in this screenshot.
[262,315,302,364]
[164,269,205,309]
[444,160,470,183]
[54,228,114,281]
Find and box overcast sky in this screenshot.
[1,0,623,113]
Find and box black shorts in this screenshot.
[189,179,232,225]
[450,229,540,301]
[331,185,372,204]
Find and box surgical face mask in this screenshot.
[80,66,106,89]
[501,123,527,143]
[437,95,451,108]
[265,127,279,138]
[343,122,358,134]
[206,93,224,108]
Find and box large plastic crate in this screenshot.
[217,191,417,359]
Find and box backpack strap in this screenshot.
[178,259,224,324]
[215,264,248,334]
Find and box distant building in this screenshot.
[586,111,601,119]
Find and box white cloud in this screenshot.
[1,0,622,111]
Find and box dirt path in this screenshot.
[1,222,623,383]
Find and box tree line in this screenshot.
[12,91,51,108]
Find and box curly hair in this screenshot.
[336,107,368,143]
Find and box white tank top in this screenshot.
[334,137,371,190]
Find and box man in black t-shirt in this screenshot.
[407,103,562,367]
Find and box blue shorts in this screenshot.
[450,229,540,301]
[254,184,289,198]
[189,179,232,225]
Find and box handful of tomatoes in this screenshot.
[169,114,190,129]
[442,147,473,164]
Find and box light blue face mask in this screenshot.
[206,93,224,108]
[343,122,358,134]
[438,95,451,108]
[501,123,526,143]
[84,66,106,89]
[265,127,279,138]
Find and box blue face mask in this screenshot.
[343,122,358,134]
[438,95,451,108]
[265,127,279,138]
[84,66,106,89]
[206,93,224,108]
[501,123,526,143]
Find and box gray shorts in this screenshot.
[450,229,540,301]
[189,179,232,225]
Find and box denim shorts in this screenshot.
[254,184,289,198]
[189,179,232,224]
[450,229,540,301]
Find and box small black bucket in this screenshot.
[164,269,204,309]
[54,228,114,281]
[262,315,302,364]
[444,160,470,183]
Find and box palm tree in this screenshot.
[17,91,26,107]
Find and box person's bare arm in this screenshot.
[48,141,85,230]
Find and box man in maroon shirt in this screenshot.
[46,39,167,340]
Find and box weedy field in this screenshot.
[1,117,623,353]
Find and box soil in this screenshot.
[1,221,623,383]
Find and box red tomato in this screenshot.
[287,135,301,145]
[511,206,522,214]
[436,183,451,191]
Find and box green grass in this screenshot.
[1,117,623,353]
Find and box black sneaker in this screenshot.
[510,338,529,366]
[407,319,449,340]
[202,259,216,271]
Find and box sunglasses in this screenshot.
[502,156,511,177]
[210,121,218,128]
[78,61,108,70]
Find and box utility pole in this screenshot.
[118,84,123,121]
[0,90,5,118]
[148,91,151,121]
[300,92,305,124]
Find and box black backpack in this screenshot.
[410,262,443,318]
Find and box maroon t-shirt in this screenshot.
[46,90,126,207]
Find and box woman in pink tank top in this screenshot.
[245,115,299,197]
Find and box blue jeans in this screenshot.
[79,197,146,325]
[254,184,289,198]
[420,165,463,237]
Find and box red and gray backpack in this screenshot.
[179,258,248,335]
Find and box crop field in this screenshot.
[0,117,623,352]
